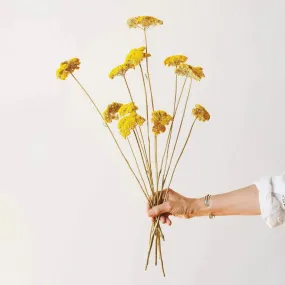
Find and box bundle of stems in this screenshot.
[56,16,210,277]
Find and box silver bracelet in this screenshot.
[204,194,215,219]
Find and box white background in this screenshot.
[0,0,285,284]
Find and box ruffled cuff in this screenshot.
[254,174,285,228]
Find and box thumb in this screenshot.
[148,202,171,217]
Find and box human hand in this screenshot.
[147,189,197,226]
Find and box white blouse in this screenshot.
[255,171,285,228]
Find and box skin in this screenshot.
[147,185,261,225]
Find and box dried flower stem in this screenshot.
[158,76,188,186]
[127,138,151,203]
[143,29,159,207]
[134,128,149,171]
[133,129,154,194]
[164,78,193,185]
[139,64,154,185]
[173,74,178,113]
[158,233,165,277]
[160,74,178,189]
[154,135,159,202]
[70,74,146,198]
[145,218,158,270]
[123,76,154,193]
[145,216,164,270]
[144,29,154,111]
[138,127,149,165]
[166,118,197,191]
[155,232,158,266]
[138,127,155,193]
[138,126,153,185]
[123,75,135,103]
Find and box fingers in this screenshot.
[160,214,172,226]
[146,190,173,223]
[160,215,166,224]
[157,188,173,202]
[166,216,172,226]
[146,202,154,222]
[146,202,151,211]
[147,189,173,205]
[147,201,171,218]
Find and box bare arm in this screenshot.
[194,185,261,217]
[147,185,261,225]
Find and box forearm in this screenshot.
[192,184,261,217]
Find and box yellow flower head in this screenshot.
[189,66,205,81]
[118,112,145,139]
[125,47,151,68]
[152,124,166,135]
[103,102,123,123]
[56,58,81,80]
[164,55,188,67]
[192,104,210,122]
[118,102,138,117]
[175,64,192,76]
[109,63,131,79]
[151,110,173,135]
[175,64,205,81]
[127,16,163,29]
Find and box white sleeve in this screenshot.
[254,172,285,228]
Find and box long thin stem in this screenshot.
[127,138,151,203]
[133,129,154,194]
[135,128,149,169]
[143,29,166,275]
[123,75,134,103]
[164,78,193,182]
[158,233,165,277]
[138,126,150,170]
[145,227,156,270]
[173,74,178,113]
[70,74,146,197]
[161,75,185,182]
[122,76,149,169]
[158,76,188,184]
[123,75,154,193]
[155,232,158,266]
[144,29,154,111]
[138,127,155,192]
[145,217,160,270]
[166,119,197,191]
[143,29,159,206]
[154,135,159,204]
[139,64,151,164]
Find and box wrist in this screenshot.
[188,197,210,217]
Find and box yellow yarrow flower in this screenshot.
[109,63,132,79]
[56,58,80,80]
[164,55,188,67]
[151,110,173,135]
[192,104,210,122]
[175,64,205,81]
[118,102,138,117]
[103,102,123,123]
[189,66,205,81]
[125,47,151,68]
[152,124,167,135]
[174,64,192,77]
[118,112,145,139]
[127,16,163,29]
[152,110,173,125]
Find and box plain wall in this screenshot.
[0,0,285,284]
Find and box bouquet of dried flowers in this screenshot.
[56,16,210,276]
